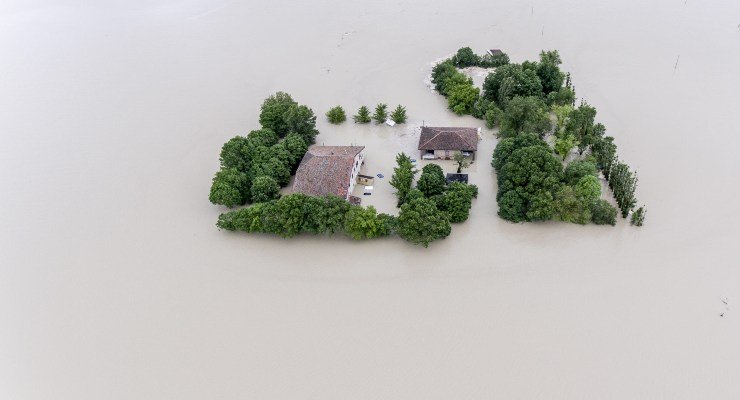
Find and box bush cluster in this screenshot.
[209,92,313,208]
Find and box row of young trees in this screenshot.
[327,104,408,125]
[208,92,315,208]
[389,155,479,246]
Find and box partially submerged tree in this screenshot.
[389,153,417,206]
[326,106,346,124]
[209,168,250,208]
[554,134,577,160]
[498,96,551,138]
[396,197,452,247]
[390,105,408,124]
[259,92,297,136]
[451,47,480,68]
[373,103,388,124]
[447,83,480,115]
[630,206,646,226]
[417,163,446,197]
[353,105,372,123]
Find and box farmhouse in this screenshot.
[418,126,480,160]
[292,145,365,200]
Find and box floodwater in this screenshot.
[2,0,739,398]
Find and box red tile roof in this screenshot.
[292,146,364,198]
[418,127,479,151]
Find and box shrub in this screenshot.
[326,106,346,124]
[631,206,646,226]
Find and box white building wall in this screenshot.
[345,150,364,199]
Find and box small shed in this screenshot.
[357,174,375,186]
[446,173,469,184]
[487,49,504,56]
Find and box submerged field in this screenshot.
[2,0,740,399]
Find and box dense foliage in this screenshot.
[396,197,451,247]
[209,93,312,208]
[326,106,346,124]
[498,96,551,138]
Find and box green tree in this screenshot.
[451,47,480,68]
[591,199,617,226]
[396,197,452,247]
[373,103,388,124]
[479,52,510,68]
[482,64,543,106]
[251,157,291,187]
[564,102,597,154]
[630,206,646,226]
[440,72,473,97]
[259,92,297,136]
[552,104,573,135]
[219,136,252,172]
[592,136,617,180]
[390,153,417,206]
[344,206,392,239]
[552,185,591,224]
[499,96,551,138]
[574,175,601,203]
[417,163,446,197]
[302,195,351,235]
[435,182,477,223]
[547,87,576,107]
[431,60,458,95]
[453,152,470,173]
[563,159,598,185]
[284,104,318,144]
[497,146,563,222]
[250,175,280,203]
[209,168,250,208]
[390,105,408,124]
[326,106,346,124]
[279,133,309,171]
[608,161,638,217]
[353,105,372,123]
[554,134,577,160]
[447,83,480,115]
[536,50,565,94]
[491,133,548,172]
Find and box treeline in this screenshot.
[208,92,316,208]
[217,194,395,240]
[433,46,645,226]
[390,154,479,246]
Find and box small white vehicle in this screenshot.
[421,153,436,160]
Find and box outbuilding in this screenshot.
[418,126,480,161]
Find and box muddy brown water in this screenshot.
[1,0,739,398]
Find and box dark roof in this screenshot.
[488,49,504,56]
[418,127,479,151]
[446,173,469,184]
[292,146,364,198]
